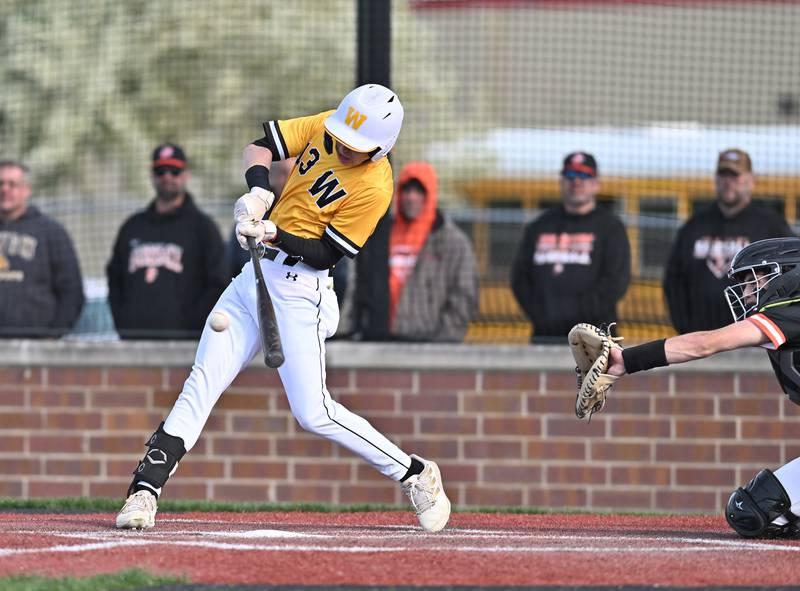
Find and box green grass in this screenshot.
[0,497,406,513]
[0,569,183,591]
[0,496,691,516]
[0,496,555,514]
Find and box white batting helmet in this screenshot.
[324,84,404,162]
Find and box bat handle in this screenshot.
[266,351,285,368]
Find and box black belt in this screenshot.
[262,247,302,267]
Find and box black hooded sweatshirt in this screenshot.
[664,201,793,333]
[106,193,227,339]
[0,206,84,337]
[511,204,631,341]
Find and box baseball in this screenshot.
[209,310,230,332]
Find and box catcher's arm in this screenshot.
[573,321,763,420]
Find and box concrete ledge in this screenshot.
[0,339,773,372]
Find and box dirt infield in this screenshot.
[0,511,799,588]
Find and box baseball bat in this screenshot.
[246,236,285,368]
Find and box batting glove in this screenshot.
[236,217,277,250]
[233,187,275,223]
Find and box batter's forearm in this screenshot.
[274,229,344,270]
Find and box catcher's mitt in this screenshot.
[568,323,623,420]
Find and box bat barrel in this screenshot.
[245,236,286,369]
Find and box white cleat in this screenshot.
[401,454,451,533]
[116,490,157,529]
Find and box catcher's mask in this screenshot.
[724,237,800,322]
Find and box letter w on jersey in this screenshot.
[310,171,348,208]
[345,107,367,130]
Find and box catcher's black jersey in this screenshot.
[748,302,800,405]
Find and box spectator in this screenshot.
[511,152,631,342]
[227,156,297,278]
[664,148,794,334]
[0,160,84,337]
[388,161,478,342]
[106,144,227,339]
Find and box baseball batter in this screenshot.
[116,85,451,532]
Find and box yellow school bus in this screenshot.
[461,176,800,343]
[443,127,800,343]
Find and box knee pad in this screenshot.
[725,469,793,538]
[128,422,186,497]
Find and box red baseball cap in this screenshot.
[152,143,187,169]
[561,151,598,178]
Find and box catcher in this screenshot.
[569,237,800,539]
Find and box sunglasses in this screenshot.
[154,166,183,177]
[562,171,595,180]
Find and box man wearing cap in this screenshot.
[664,148,794,334]
[106,143,227,339]
[511,151,631,342]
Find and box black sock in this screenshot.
[400,457,425,482]
[133,483,159,500]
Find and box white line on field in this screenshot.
[20,528,800,553]
[0,540,149,556]
[1,539,799,555]
[2,530,800,555]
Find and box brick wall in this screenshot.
[0,341,796,513]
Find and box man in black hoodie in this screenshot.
[511,152,631,342]
[664,148,794,334]
[107,144,227,339]
[0,160,84,337]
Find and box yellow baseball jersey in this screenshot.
[261,110,393,258]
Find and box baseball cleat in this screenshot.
[116,490,157,529]
[401,454,451,533]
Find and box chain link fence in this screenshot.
[4,1,800,341]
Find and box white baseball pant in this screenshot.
[163,250,413,481]
[773,457,800,525]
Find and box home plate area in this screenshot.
[0,512,799,588]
